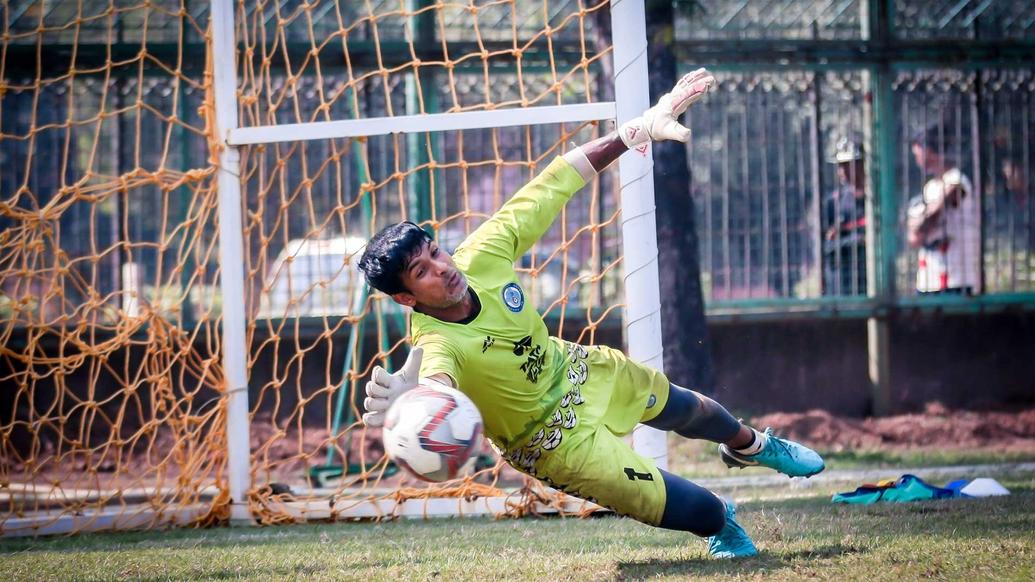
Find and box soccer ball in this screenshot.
[383,384,483,482]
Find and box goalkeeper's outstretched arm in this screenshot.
[464,67,717,263]
[563,67,715,183]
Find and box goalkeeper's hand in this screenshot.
[619,68,715,149]
[362,346,423,427]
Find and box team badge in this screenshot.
[502,282,524,312]
[646,394,657,409]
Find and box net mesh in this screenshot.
[1,0,229,533]
[1,0,624,533]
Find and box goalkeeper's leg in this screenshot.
[659,471,758,558]
[530,426,757,558]
[643,383,826,478]
[643,383,743,442]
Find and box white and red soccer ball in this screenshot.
[383,384,483,482]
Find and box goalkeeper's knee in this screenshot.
[645,383,741,443]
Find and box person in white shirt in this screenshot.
[906,125,981,295]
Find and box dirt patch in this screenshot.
[752,404,1035,452]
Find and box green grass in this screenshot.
[3,476,1033,581]
[667,439,1035,478]
[814,448,1035,470]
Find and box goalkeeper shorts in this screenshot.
[497,341,672,525]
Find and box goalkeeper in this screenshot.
[358,68,824,559]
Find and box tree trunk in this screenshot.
[645,0,716,393]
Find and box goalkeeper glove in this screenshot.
[362,346,423,427]
[619,67,715,152]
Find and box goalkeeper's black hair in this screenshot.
[359,221,433,295]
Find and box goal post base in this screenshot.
[265,490,607,522]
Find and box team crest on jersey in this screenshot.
[502,282,524,312]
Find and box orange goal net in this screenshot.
[1,0,660,535]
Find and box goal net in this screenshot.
[1,0,664,535]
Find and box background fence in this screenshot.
[676,0,1035,319]
[6,1,1031,324]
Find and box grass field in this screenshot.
[667,439,1035,478]
[2,470,1033,581]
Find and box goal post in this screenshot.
[210,0,256,526]
[209,0,670,520]
[610,0,669,470]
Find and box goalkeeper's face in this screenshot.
[394,240,469,309]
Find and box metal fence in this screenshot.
[676,0,1035,319]
[3,1,1034,323]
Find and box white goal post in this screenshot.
[209,0,670,523]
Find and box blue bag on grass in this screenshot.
[832,474,961,504]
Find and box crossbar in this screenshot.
[227,102,617,145]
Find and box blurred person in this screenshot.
[981,138,1030,292]
[823,138,867,296]
[358,69,825,559]
[906,125,981,295]
[1001,158,1028,208]
[990,127,1030,210]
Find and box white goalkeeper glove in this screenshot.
[619,67,715,152]
[362,347,423,428]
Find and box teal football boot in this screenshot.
[707,499,758,559]
[719,427,825,478]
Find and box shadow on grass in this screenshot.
[617,544,866,580]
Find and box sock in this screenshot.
[657,470,727,537]
[732,428,767,456]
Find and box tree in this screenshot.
[645,0,716,393]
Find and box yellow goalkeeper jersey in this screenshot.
[411,156,585,449]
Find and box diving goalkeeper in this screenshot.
[358,68,825,559]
